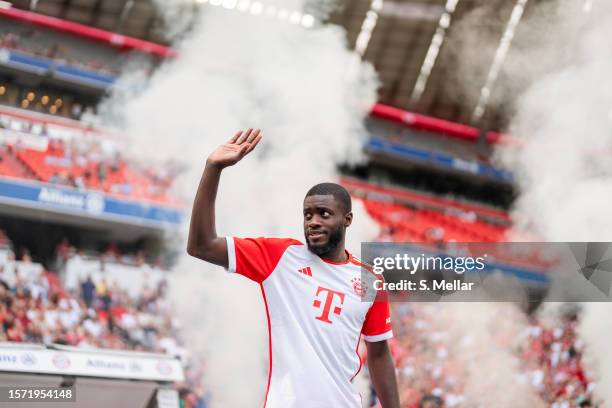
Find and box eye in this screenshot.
[321,211,331,218]
[303,212,312,220]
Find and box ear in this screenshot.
[344,211,353,227]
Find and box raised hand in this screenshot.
[207,128,262,169]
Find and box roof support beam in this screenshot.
[89,0,104,25]
[409,0,459,106]
[116,0,135,33]
[61,0,73,19]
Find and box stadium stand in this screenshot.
[0,107,179,204]
[0,21,122,76]
[363,199,507,243]
[370,302,595,408]
[518,310,594,407]
[0,232,209,407]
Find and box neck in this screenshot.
[318,244,348,263]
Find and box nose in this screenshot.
[306,215,323,229]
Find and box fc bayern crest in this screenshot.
[351,277,366,297]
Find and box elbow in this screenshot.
[186,242,216,262]
[186,244,205,260]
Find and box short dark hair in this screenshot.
[305,183,352,213]
[419,395,444,408]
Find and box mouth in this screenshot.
[307,231,327,242]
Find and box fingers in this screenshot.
[228,130,242,143]
[230,128,262,158]
[246,129,260,143]
[236,128,252,145]
[244,132,262,154]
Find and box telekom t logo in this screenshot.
[312,286,345,324]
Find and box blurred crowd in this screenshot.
[518,309,596,408]
[0,233,208,408]
[385,303,468,408]
[365,302,600,408]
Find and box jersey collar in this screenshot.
[319,249,352,265]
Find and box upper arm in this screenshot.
[365,338,390,359]
[187,237,229,269]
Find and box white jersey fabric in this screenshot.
[226,237,393,408]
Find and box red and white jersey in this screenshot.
[225,237,393,408]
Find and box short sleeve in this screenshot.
[226,237,301,283]
[361,278,393,342]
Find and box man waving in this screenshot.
[188,128,400,408]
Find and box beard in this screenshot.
[305,226,344,256]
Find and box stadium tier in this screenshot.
[0,107,183,236]
[0,237,195,407]
[362,199,507,243]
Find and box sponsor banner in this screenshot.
[0,49,115,88]
[366,138,513,181]
[0,177,183,228]
[0,346,184,382]
[361,242,612,302]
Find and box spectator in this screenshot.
[419,395,444,408]
[80,275,95,308]
[95,277,111,311]
[20,248,32,263]
[30,274,49,303]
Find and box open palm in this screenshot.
[207,128,262,168]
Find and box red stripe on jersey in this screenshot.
[349,256,375,274]
[350,334,363,383]
[261,284,273,408]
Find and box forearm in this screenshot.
[187,161,223,259]
[368,347,400,408]
[187,128,261,266]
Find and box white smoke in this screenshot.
[440,303,544,408]
[99,3,379,407]
[149,0,198,41]
[490,0,612,404]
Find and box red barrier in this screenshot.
[370,103,481,141]
[0,6,175,58]
[370,104,519,145]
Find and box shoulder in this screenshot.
[349,255,376,275]
[231,237,303,253]
[252,237,303,250]
[266,237,303,247]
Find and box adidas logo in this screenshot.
[298,267,312,277]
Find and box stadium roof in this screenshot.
[7,0,562,131]
[9,0,167,41]
[328,0,536,131]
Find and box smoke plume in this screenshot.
[490,0,612,404]
[99,2,378,406]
